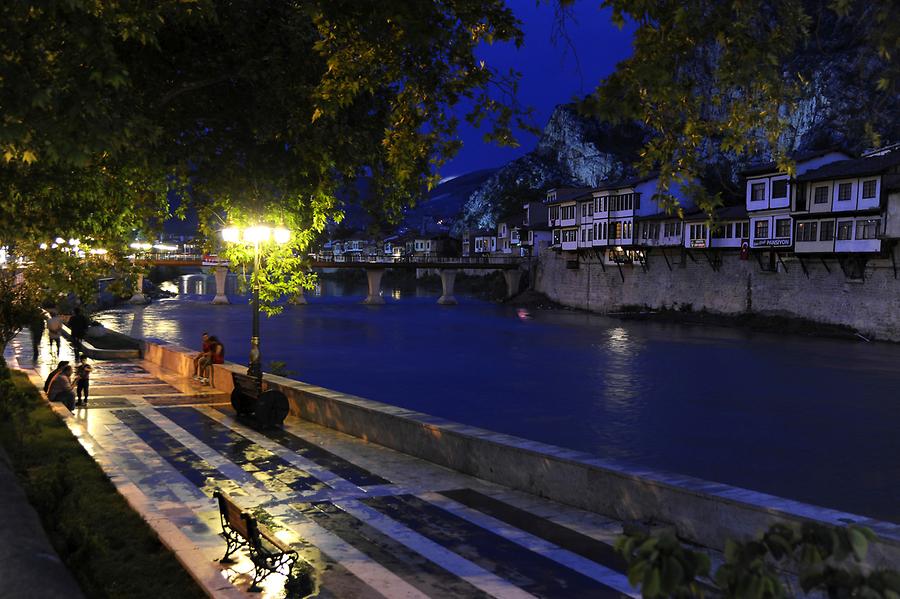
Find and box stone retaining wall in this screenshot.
[139,338,900,568]
[535,245,900,341]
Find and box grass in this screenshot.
[0,368,206,599]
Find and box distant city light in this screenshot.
[68,238,80,246]
[55,237,65,244]
[153,244,178,251]
[130,242,153,250]
[39,243,48,250]
[89,248,108,255]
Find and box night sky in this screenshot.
[444,0,635,177]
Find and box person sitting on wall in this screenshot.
[47,364,76,411]
[199,336,225,385]
[44,361,70,393]
[192,332,211,381]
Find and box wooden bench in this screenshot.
[214,490,298,592]
[230,371,290,427]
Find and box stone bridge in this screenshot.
[132,253,528,305]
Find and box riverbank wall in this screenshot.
[534,245,900,341]
[140,338,900,568]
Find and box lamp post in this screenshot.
[221,225,291,390]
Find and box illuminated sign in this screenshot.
[753,238,791,248]
[690,239,707,248]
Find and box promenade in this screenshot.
[5,334,639,598]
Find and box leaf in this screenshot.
[644,567,662,597]
[848,527,869,561]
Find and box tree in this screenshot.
[578,0,900,213]
[1,1,530,314]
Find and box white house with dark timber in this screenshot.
[599,174,696,256]
[546,187,593,251]
[682,205,750,250]
[793,150,900,255]
[521,200,552,257]
[742,149,851,251]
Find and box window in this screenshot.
[562,229,577,242]
[549,206,559,221]
[771,179,788,199]
[796,221,818,242]
[602,222,607,239]
[552,230,561,245]
[837,183,852,201]
[561,205,575,220]
[690,224,707,239]
[855,219,880,240]
[711,225,725,239]
[751,183,766,201]
[581,228,586,243]
[837,221,853,240]
[581,203,591,218]
[734,222,749,239]
[588,228,593,242]
[819,221,835,241]
[754,220,769,239]
[610,222,622,240]
[775,218,791,238]
[813,186,829,204]
[862,180,877,199]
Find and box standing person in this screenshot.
[48,364,76,411]
[27,310,45,361]
[68,307,90,360]
[46,310,63,354]
[44,361,70,393]
[192,332,212,380]
[75,359,93,406]
[199,336,225,384]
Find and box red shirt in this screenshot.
[202,340,211,352]
[211,342,225,364]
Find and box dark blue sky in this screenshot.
[443,1,634,177]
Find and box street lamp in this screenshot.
[220,225,291,388]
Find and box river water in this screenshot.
[95,273,900,523]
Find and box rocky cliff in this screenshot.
[454,105,646,232]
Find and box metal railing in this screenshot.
[310,253,525,265]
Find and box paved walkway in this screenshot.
[6,333,639,598]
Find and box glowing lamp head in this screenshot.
[55,237,65,244]
[68,238,80,246]
[39,243,48,250]
[273,227,291,245]
[221,227,241,243]
[243,226,271,244]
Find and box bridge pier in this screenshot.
[211,266,230,305]
[503,269,523,299]
[437,269,458,305]
[128,273,148,304]
[363,268,385,305]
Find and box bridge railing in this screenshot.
[129,251,526,266]
[309,253,524,265]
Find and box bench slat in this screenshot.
[257,523,294,554]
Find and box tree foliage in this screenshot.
[617,521,900,598]
[1,0,528,313]
[580,0,900,213]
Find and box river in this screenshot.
[95,273,900,523]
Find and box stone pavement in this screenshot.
[6,333,640,598]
